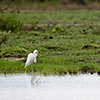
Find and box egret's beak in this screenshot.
[38,52,41,55]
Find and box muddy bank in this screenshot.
[1,57,24,61]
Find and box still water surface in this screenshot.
[0,73,100,100]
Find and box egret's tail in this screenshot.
[25,63,27,68]
[25,62,29,68]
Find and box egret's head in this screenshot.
[33,50,40,55]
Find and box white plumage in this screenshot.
[25,50,40,67]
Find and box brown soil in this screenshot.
[36,23,100,27]
[1,57,24,61]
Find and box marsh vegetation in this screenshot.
[0,10,100,75]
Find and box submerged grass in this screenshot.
[0,10,100,75]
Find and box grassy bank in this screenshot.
[0,56,100,75]
[0,10,100,75]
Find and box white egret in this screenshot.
[25,50,40,67]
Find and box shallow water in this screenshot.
[0,73,100,100]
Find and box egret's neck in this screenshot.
[33,52,37,57]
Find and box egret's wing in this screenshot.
[25,53,35,67]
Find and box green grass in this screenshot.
[0,59,25,73]
[16,10,100,24]
[0,10,100,75]
[0,55,100,75]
